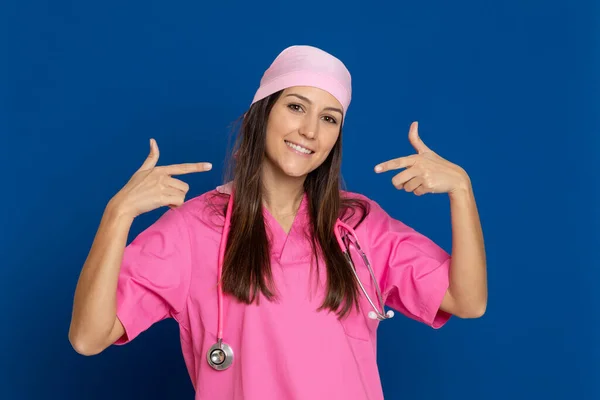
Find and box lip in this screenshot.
[284,140,315,153]
[284,140,314,157]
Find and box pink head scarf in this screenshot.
[250,45,352,119]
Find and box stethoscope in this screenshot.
[207,189,394,371]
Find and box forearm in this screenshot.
[69,200,133,352]
[447,177,487,317]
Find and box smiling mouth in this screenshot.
[284,140,314,154]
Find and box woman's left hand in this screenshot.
[374,121,471,196]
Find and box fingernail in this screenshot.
[375,165,382,172]
[206,163,212,170]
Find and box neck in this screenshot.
[261,161,306,217]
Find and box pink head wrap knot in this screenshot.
[250,45,352,119]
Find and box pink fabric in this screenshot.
[251,45,352,117]
[114,185,451,399]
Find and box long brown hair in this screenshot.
[208,90,370,319]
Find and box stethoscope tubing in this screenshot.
[208,190,393,370]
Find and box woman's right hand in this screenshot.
[109,138,212,219]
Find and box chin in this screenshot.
[281,167,310,178]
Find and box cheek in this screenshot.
[265,124,284,151]
[310,137,338,167]
[321,133,339,154]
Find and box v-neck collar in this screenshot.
[262,192,308,235]
[216,182,311,264]
[263,193,309,263]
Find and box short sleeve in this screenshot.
[114,208,192,344]
[366,201,452,328]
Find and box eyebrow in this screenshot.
[284,93,343,116]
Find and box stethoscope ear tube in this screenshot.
[343,250,394,321]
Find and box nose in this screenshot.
[298,114,319,140]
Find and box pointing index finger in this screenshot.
[374,155,416,173]
[162,162,213,175]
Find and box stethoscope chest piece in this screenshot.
[207,339,234,371]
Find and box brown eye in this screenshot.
[288,104,303,112]
[323,116,337,124]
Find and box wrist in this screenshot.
[449,172,473,199]
[105,196,135,224]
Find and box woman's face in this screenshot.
[263,86,343,179]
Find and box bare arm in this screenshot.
[440,180,488,318]
[68,201,132,355]
[68,139,212,356]
[374,121,487,319]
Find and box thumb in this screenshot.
[138,138,160,171]
[408,121,429,153]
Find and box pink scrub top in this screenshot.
[114,183,452,399]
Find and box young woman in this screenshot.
[69,45,487,399]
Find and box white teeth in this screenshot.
[285,141,313,154]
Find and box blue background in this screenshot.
[1,0,598,399]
